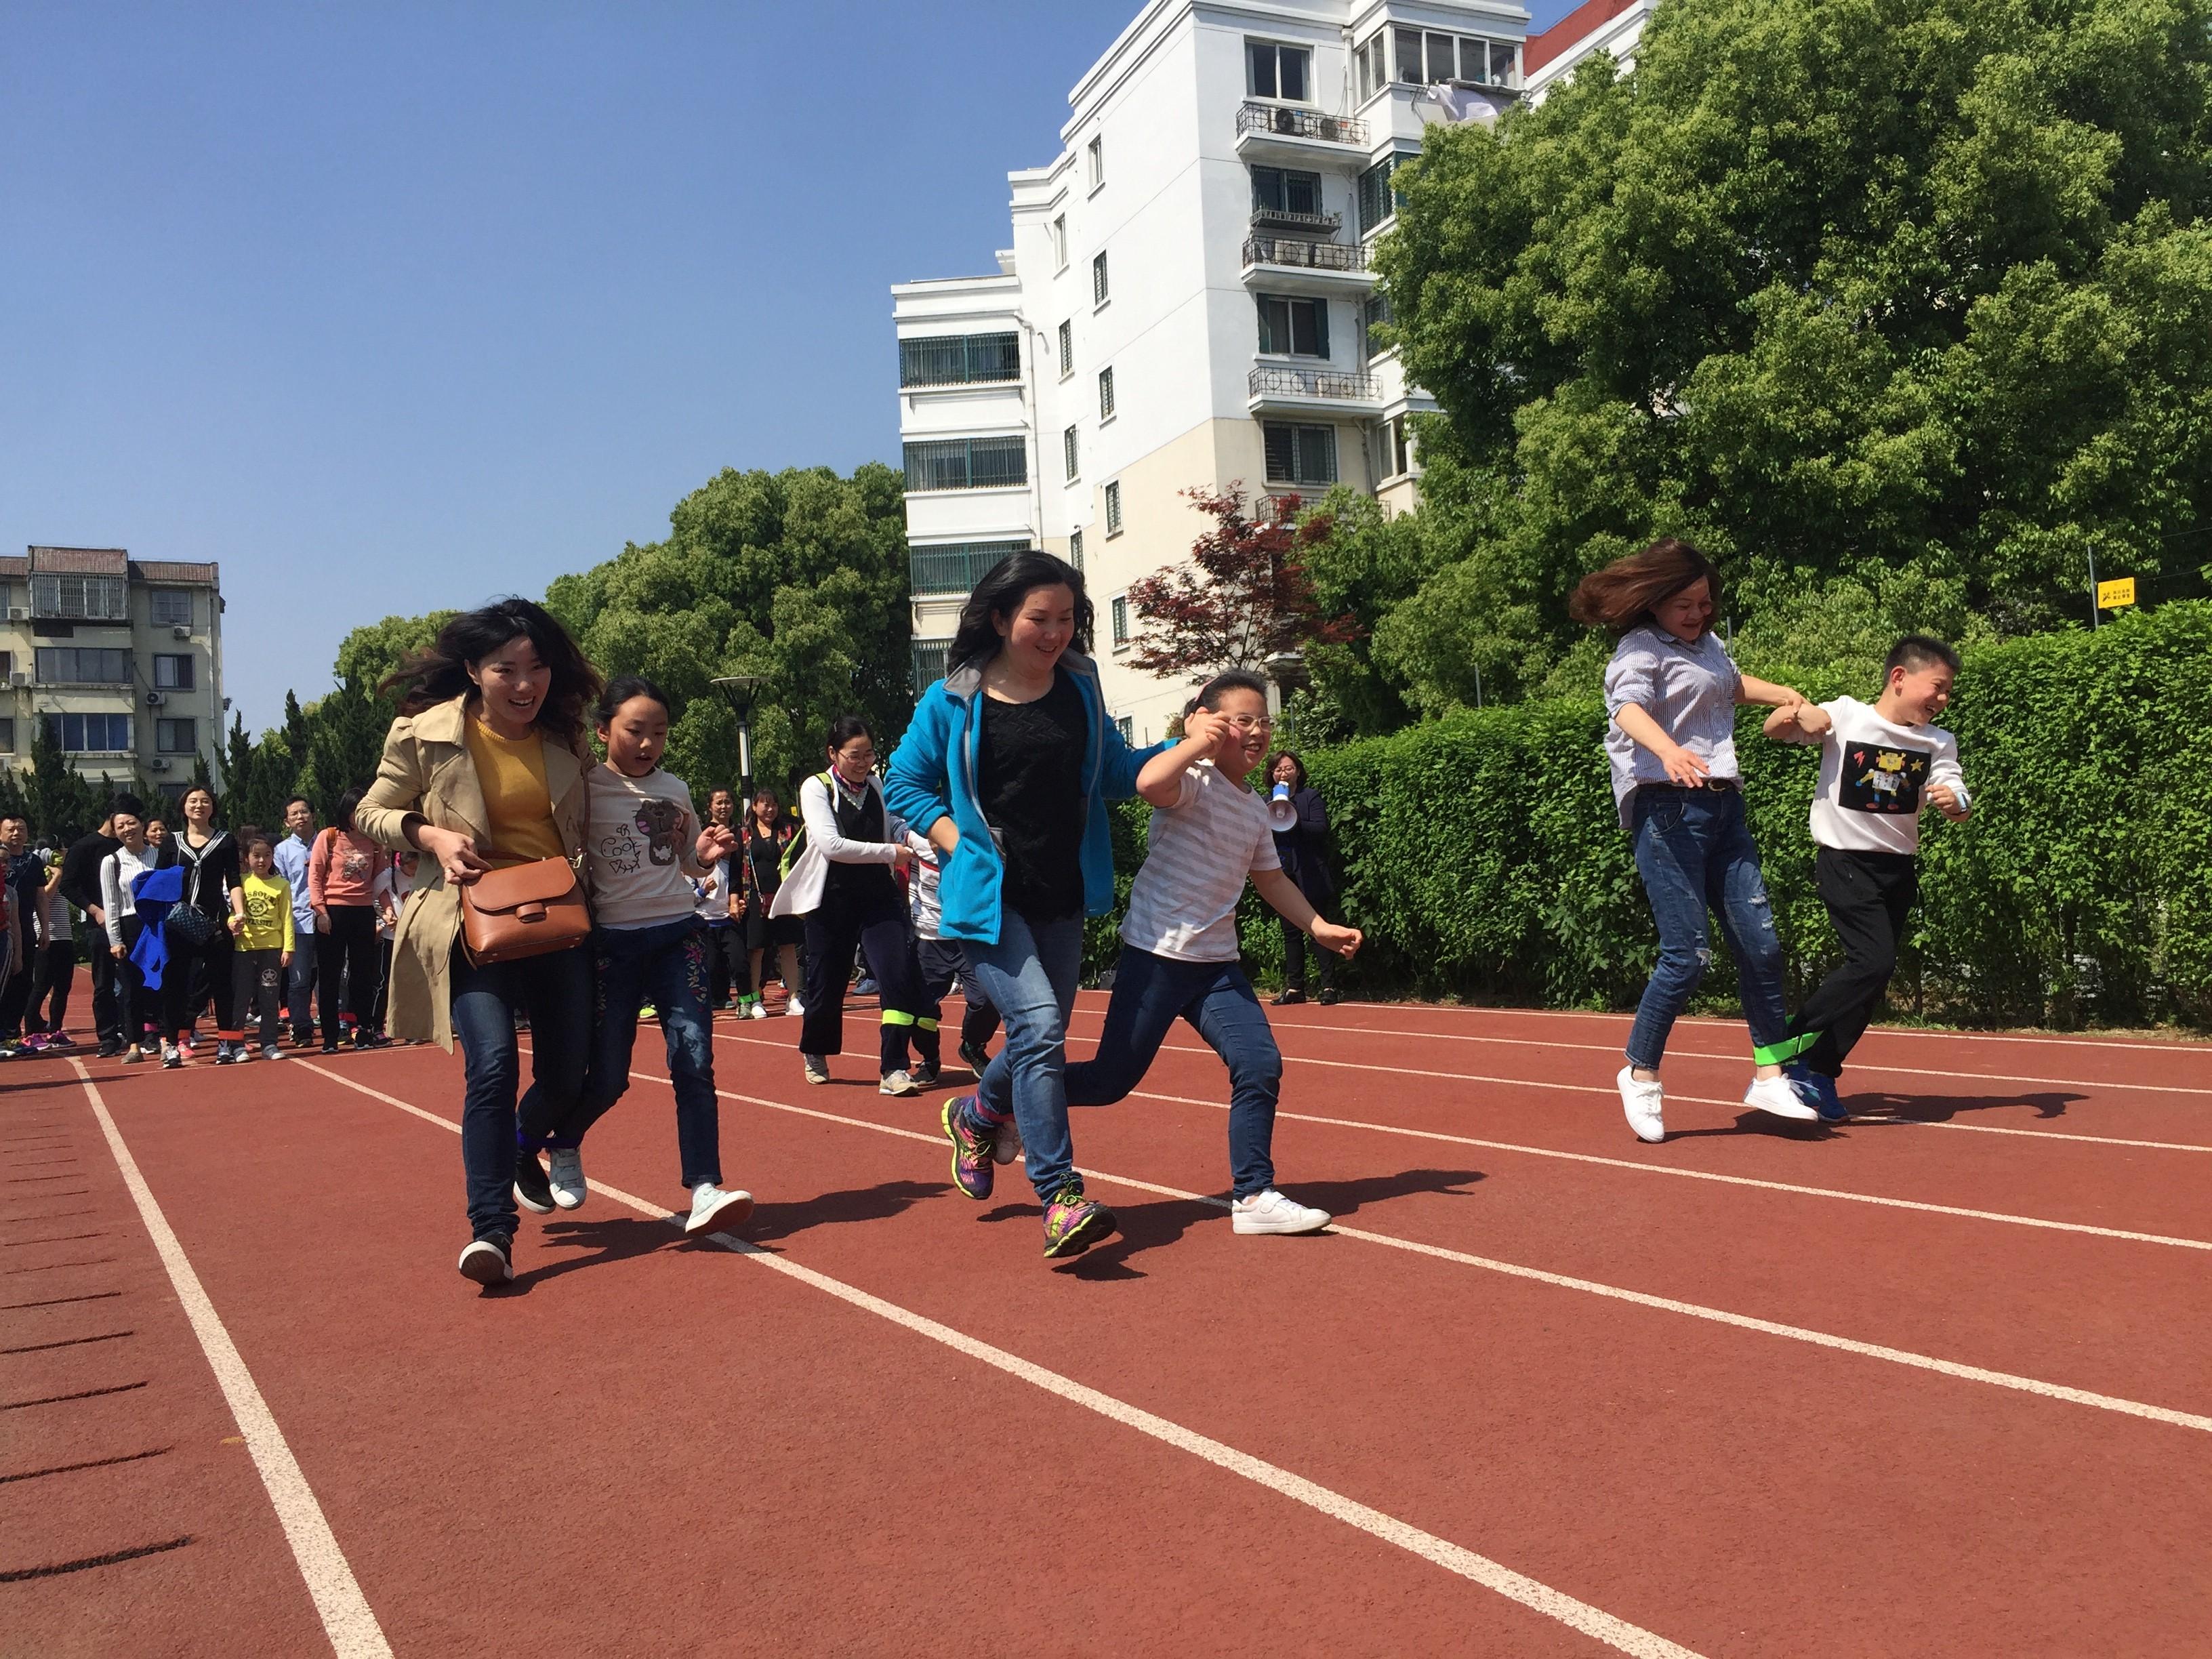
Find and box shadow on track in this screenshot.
[741,1178,950,1244]
[1849,1088,2085,1123]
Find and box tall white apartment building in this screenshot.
[0,546,227,796]
[893,0,1530,743]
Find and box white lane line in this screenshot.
[295,1063,1700,1659]
[70,1062,393,1659]
[715,1027,2212,1156]
[649,1050,2212,1437]
[1108,1088,2211,1252]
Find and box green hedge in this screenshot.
[1093,603,2212,1029]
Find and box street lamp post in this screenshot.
[710,676,766,801]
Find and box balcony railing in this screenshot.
[1242,235,1369,273]
[1235,104,1368,147]
[1250,205,1343,236]
[1250,365,1378,403]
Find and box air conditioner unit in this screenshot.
[148,758,171,773]
[144,690,167,708]
[5,609,23,622]
[7,674,24,689]
[170,624,190,640]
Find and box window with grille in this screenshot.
[1116,715,1134,743]
[157,717,197,754]
[1111,596,1130,647]
[902,438,1029,491]
[1245,40,1310,101]
[35,647,130,684]
[1092,251,1109,306]
[1357,155,1405,236]
[911,640,953,693]
[1250,167,1323,218]
[909,541,1027,595]
[43,712,131,753]
[153,653,194,691]
[1068,530,1084,571]
[1363,292,1395,357]
[1063,425,1080,483]
[150,588,193,627]
[1256,293,1330,357]
[1104,480,1123,536]
[1262,422,1338,486]
[1098,367,1115,420]
[899,333,1022,388]
[1058,320,1073,377]
[30,573,127,622]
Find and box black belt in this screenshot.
[1642,777,1739,794]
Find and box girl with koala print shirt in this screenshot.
[560,674,755,1241]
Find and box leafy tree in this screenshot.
[1366,0,2212,712]
[1123,487,1353,687]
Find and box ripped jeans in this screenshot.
[1625,785,1789,1070]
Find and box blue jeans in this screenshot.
[1625,785,1789,1069]
[565,918,722,1191]
[963,909,1086,1202]
[1067,947,1282,1197]
[449,942,593,1243]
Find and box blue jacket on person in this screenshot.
[885,651,1164,947]
[127,865,185,991]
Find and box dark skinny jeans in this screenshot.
[450,942,592,1244]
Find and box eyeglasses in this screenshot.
[1221,714,1273,733]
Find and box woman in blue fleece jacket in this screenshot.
[885,550,1162,1261]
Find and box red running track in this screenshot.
[3,998,2209,1657]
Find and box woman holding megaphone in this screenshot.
[1266,751,1339,1006]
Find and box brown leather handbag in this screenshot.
[459,856,590,965]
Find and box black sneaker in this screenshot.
[1316,987,1341,1006]
[513,1151,556,1215]
[457,1234,514,1286]
[1274,987,1306,1006]
[911,1063,941,1088]
[958,1040,991,1076]
[351,1027,371,1050]
[322,1039,341,1054]
[96,1042,125,1059]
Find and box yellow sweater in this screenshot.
[236,872,296,953]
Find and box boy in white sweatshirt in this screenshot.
[1763,634,1972,1120]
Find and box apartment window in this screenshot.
[1092,251,1109,307]
[911,639,953,693]
[1354,35,1387,102]
[1250,167,1324,218]
[1063,424,1081,483]
[899,333,1021,388]
[1068,529,1084,571]
[149,588,193,628]
[1362,292,1395,358]
[42,712,131,754]
[30,573,127,622]
[35,647,130,684]
[1087,135,1104,190]
[1263,422,1338,487]
[1389,414,1414,478]
[909,541,1027,596]
[1058,320,1073,378]
[152,653,194,691]
[0,651,12,678]
[1245,39,1310,102]
[1116,715,1134,743]
[1393,28,1517,87]
[1357,155,1406,236]
[1097,366,1115,421]
[1051,215,1069,269]
[1256,293,1330,357]
[1104,480,1124,535]
[157,717,197,754]
[902,437,1029,491]
[1111,596,1130,647]
[0,720,14,753]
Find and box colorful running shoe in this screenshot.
[941,1095,995,1200]
[1041,1185,1115,1259]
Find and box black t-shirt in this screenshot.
[978,670,1088,924]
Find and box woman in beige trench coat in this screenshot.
[359,598,602,1288]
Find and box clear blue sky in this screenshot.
[1,1,1583,734]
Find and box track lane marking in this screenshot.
[295,1062,1701,1659]
[712,1031,2212,1233]
[539,1050,2212,1437]
[69,1061,393,1659]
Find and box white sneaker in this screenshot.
[685,1182,756,1235]
[1744,1072,1820,1122]
[802,1054,830,1085]
[1618,1066,1666,1143]
[457,1236,514,1285]
[546,1147,587,1210]
[748,1000,769,1021]
[1231,1189,1332,1235]
[879,1070,920,1097]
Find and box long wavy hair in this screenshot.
[1567,537,1723,636]
[946,550,1093,675]
[381,597,602,751]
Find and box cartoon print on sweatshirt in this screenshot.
[1839,742,1931,815]
[633,798,687,866]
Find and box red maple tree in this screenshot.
[1125,486,1357,679]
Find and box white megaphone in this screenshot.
[1268,781,1300,833]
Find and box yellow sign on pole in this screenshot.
[2097,577,2137,611]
